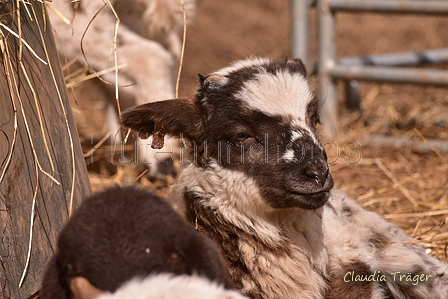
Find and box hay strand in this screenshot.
[19,49,56,172]
[83,132,111,158]
[65,63,127,88]
[45,2,71,26]
[384,210,448,219]
[175,0,187,98]
[413,128,446,162]
[18,163,39,289]
[31,3,81,216]
[375,158,418,208]
[0,23,47,65]
[106,0,121,118]
[133,168,149,182]
[0,31,18,184]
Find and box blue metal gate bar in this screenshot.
[291,0,314,70]
[326,0,448,14]
[360,135,448,154]
[331,65,448,86]
[316,0,448,135]
[339,48,448,66]
[318,0,338,134]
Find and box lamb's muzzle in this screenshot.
[279,134,334,209]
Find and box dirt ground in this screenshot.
[71,0,448,260]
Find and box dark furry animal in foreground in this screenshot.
[41,186,241,299]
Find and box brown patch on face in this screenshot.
[198,65,258,96]
[264,59,308,77]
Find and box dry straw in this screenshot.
[1,0,77,289]
[331,81,448,260]
[176,0,187,99]
[1,0,125,289]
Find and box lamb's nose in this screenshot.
[305,169,329,185]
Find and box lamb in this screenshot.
[121,57,448,299]
[40,186,246,299]
[48,0,195,176]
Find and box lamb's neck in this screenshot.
[172,164,325,248]
[268,207,326,255]
[183,191,328,299]
[171,164,329,299]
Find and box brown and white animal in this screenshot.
[48,0,195,175]
[121,57,448,299]
[40,186,246,299]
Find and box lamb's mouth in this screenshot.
[288,190,331,209]
[263,186,331,210]
[300,191,329,201]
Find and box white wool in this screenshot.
[236,70,313,123]
[214,57,273,77]
[97,274,247,299]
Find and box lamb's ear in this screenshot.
[121,98,205,148]
[287,58,307,77]
[70,277,106,299]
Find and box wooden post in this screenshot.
[0,2,91,298]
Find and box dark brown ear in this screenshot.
[121,98,205,147]
[287,58,307,77]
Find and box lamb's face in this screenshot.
[195,58,334,210]
[121,58,334,210]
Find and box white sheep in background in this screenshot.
[41,186,246,299]
[48,0,195,176]
[121,57,448,299]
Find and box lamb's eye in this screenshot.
[233,133,255,143]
